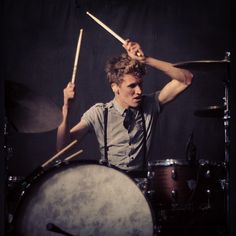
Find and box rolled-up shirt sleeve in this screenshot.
[81,103,104,132]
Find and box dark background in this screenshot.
[1,0,234,235]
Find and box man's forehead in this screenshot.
[122,74,143,83]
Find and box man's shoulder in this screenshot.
[93,102,106,108]
[86,101,113,115]
[92,101,112,109]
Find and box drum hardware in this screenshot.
[185,132,197,166]
[187,179,197,191]
[171,167,177,179]
[194,159,226,211]
[222,52,230,234]
[4,118,19,229]
[47,222,74,236]
[194,105,224,118]
[206,189,211,209]
[176,52,231,233]
[204,169,211,178]
[171,190,177,202]
[219,178,226,190]
[146,164,156,197]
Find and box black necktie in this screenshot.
[123,109,133,130]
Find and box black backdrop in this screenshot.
[3,0,231,175]
[1,0,235,235]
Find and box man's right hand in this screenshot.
[122,39,146,63]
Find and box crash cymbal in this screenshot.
[5,80,62,133]
[174,59,230,71]
[194,105,224,118]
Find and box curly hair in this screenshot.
[105,53,146,85]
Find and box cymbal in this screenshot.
[194,105,224,118]
[5,80,62,133]
[174,59,230,71]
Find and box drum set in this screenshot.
[4,56,230,236]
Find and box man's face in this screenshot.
[113,74,143,109]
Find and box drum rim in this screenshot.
[198,159,226,166]
[148,159,191,166]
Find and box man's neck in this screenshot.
[114,97,129,109]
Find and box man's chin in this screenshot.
[130,102,141,108]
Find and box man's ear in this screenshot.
[111,83,119,94]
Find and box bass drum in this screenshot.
[13,161,154,236]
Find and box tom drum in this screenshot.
[147,159,197,209]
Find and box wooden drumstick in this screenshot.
[71,29,83,84]
[64,149,83,162]
[86,12,142,57]
[86,11,125,44]
[41,140,78,169]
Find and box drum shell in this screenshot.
[148,159,197,209]
[12,160,154,236]
[193,160,226,209]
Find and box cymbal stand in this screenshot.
[3,117,20,234]
[223,51,230,235]
[3,117,13,232]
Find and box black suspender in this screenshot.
[140,107,147,170]
[100,107,109,165]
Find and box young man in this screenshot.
[57,40,193,171]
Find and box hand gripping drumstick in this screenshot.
[71,28,83,84]
[86,12,142,57]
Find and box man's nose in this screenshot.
[135,85,142,94]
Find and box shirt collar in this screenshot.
[112,99,127,116]
[112,98,140,117]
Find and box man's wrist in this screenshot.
[62,104,69,115]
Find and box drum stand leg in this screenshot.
[3,118,19,235]
[3,118,11,234]
[223,52,231,235]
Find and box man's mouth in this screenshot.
[134,97,141,101]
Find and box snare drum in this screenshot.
[147,159,197,209]
[12,161,154,236]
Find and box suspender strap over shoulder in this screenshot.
[140,106,147,170]
[100,107,109,165]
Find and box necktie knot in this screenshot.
[123,108,133,130]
